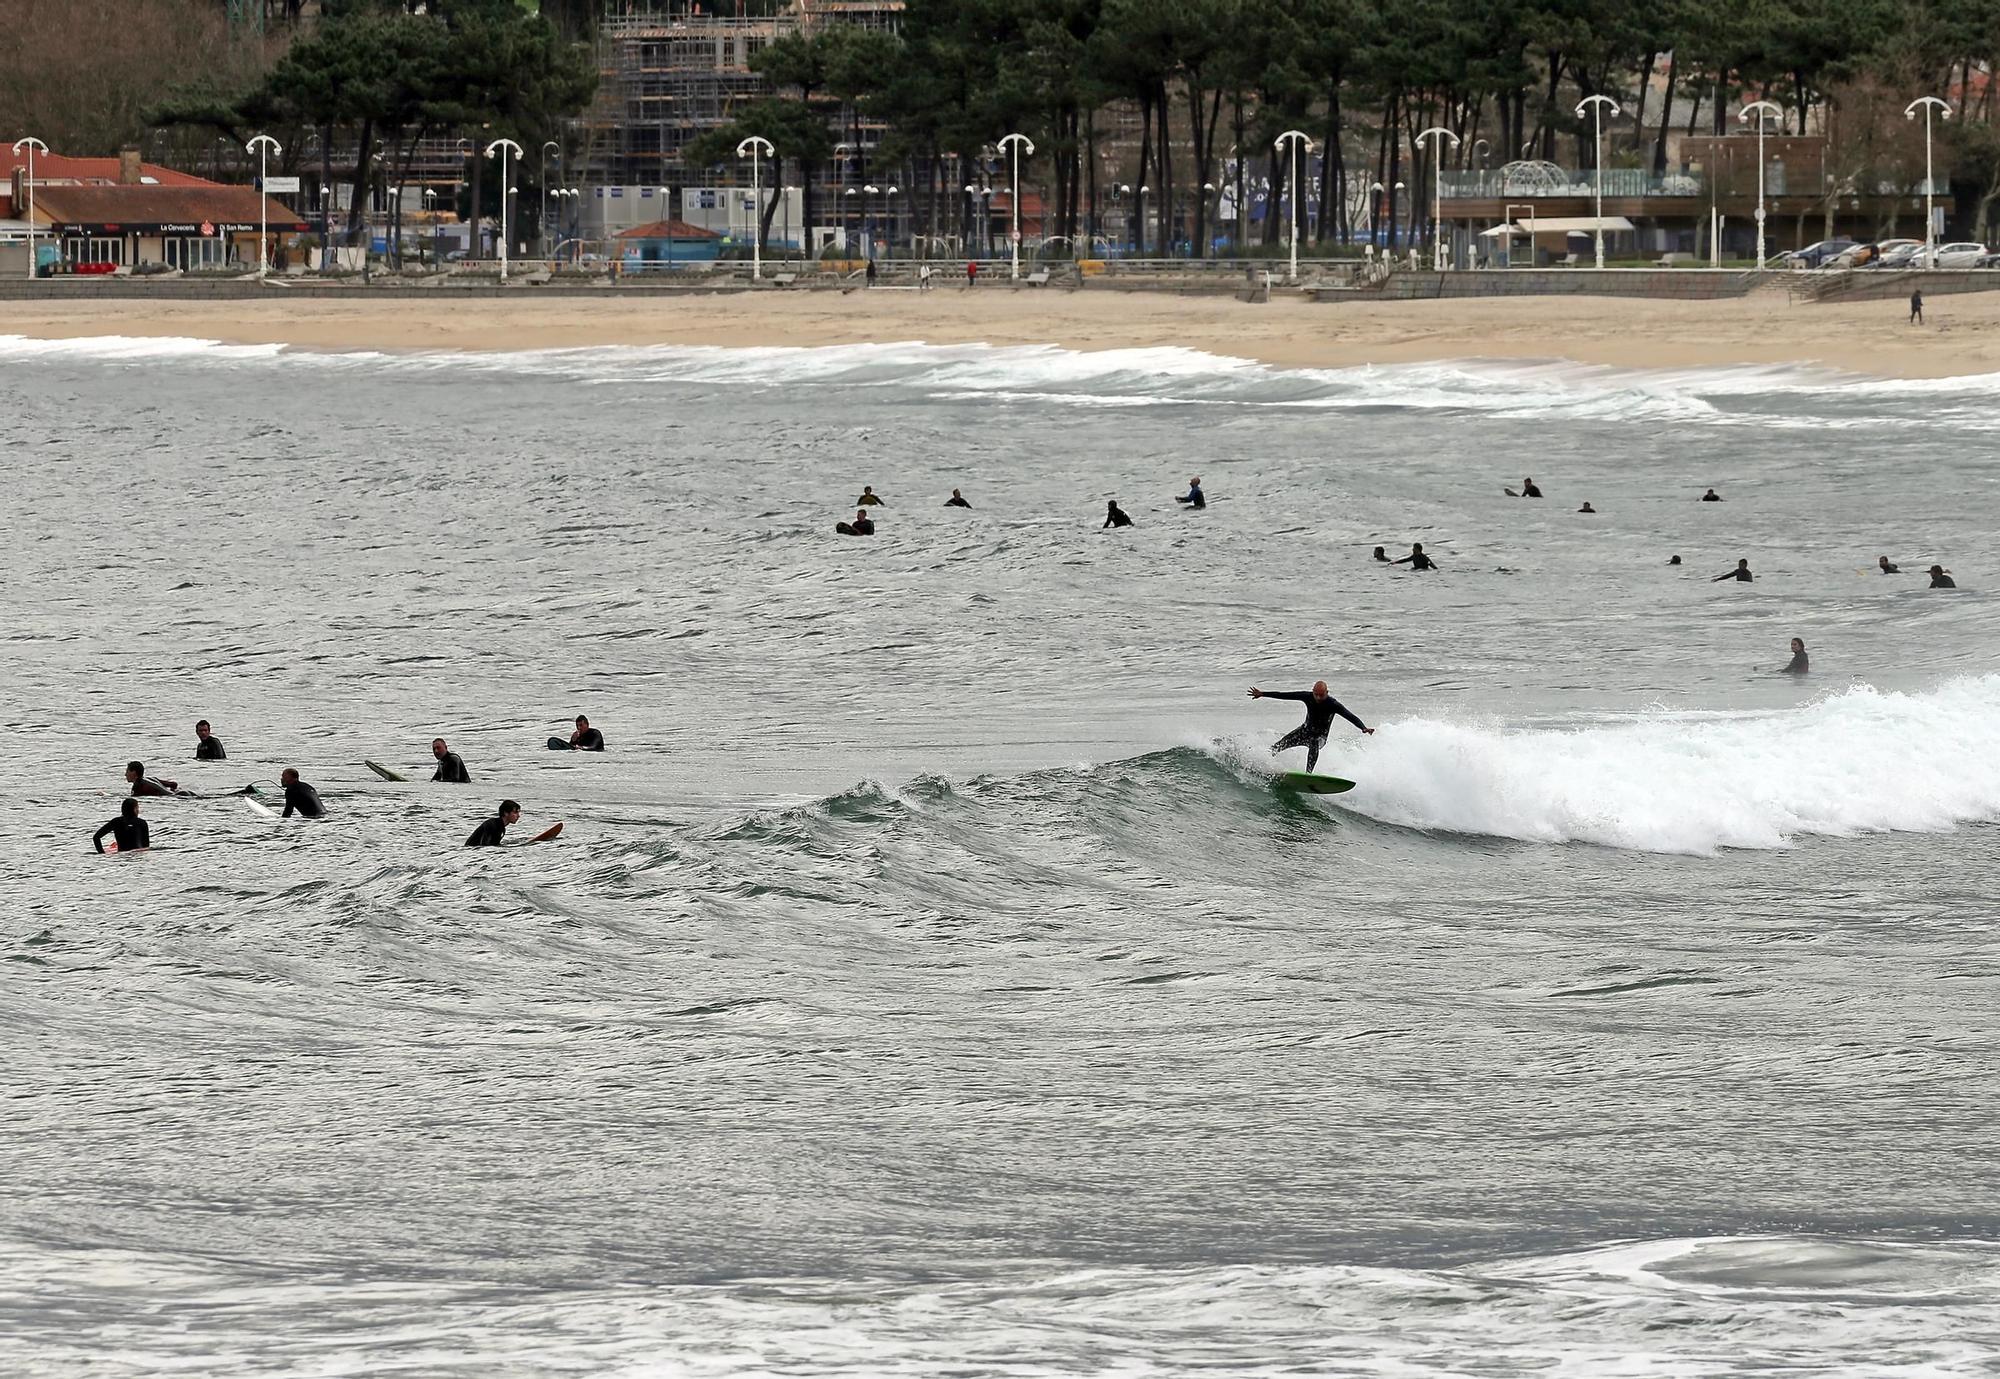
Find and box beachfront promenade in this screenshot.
[6,263,2000,306]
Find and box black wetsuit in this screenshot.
[573,728,605,752]
[432,752,471,783]
[131,777,179,798]
[1392,551,1436,570]
[1521,482,1542,498]
[465,816,508,847]
[282,780,325,818]
[1714,567,1752,582]
[1931,571,1957,588]
[1265,691,1369,772]
[945,495,971,509]
[1782,652,1809,675]
[857,492,884,506]
[1104,506,1133,529]
[195,736,226,761]
[1177,486,1205,509]
[92,817,150,853]
[1881,562,1900,574]
[1701,491,1722,502]
[849,516,876,535]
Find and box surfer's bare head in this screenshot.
[1312,680,1328,697]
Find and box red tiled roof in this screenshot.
[1,146,223,219]
[614,217,722,240]
[29,184,307,231]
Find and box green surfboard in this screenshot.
[365,760,407,782]
[1279,772,1356,795]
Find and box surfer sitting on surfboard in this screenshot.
[93,798,150,854]
[1248,682,1374,774]
[279,768,325,819]
[431,738,471,783]
[466,800,522,847]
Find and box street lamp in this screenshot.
[484,137,524,281]
[1574,94,1621,268]
[245,135,282,279]
[886,184,899,259]
[11,137,46,281]
[1274,128,1313,281]
[1905,96,1951,269]
[736,135,773,279]
[540,140,559,254]
[318,186,332,271]
[998,132,1033,279]
[1415,126,1461,271]
[863,183,880,263]
[1737,100,1781,269]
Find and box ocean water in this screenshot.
[4,335,1998,1376]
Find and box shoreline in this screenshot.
[4,291,1997,378]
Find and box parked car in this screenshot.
[1779,238,1855,268]
[1975,250,2000,268]
[1872,239,1927,269]
[1934,241,1989,268]
[1828,241,1882,268]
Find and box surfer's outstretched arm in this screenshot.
[1330,699,1373,733]
[1250,689,1313,703]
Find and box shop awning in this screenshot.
[1480,216,1636,236]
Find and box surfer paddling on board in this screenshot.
[466,800,521,847]
[1248,682,1374,773]
[126,761,189,798]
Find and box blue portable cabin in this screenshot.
[615,217,722,270]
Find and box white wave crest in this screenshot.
[1334,676,2000,854]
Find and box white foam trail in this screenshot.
[0,333,287,361]
[1332,676,2000,854]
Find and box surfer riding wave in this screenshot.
[1249,681,1374,773]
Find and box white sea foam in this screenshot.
[1327,676,2000,854]
[11,330,2000,420]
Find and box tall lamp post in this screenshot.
[1905,96,1951,269]
[541,140,559,255]
[1738,99,1781,269]
[484,137,523,281]
[1274,128,1313,281]
[12,137,46,280]
[1574,95,1620,269]
[736,135,774,279]
[998,132,1033,279]
[1415,125,1461,271]
[246,135,282,279]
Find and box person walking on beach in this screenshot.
[865,258,877,287]
[1781,638,1809,674]
[967,260,979,287]
[1247,682,1375,774]
[93,798,151,854]
[1103,500,1133,529]
[1910,289,1924,325]
[1713,558,1753,583]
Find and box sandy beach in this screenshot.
[6,286,1999,376]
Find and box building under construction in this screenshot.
[572,0,901,243]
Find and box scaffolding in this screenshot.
[573,0,903,194]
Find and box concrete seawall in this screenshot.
[1309,267,2000,304]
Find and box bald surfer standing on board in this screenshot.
[1248,682,1374,774]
